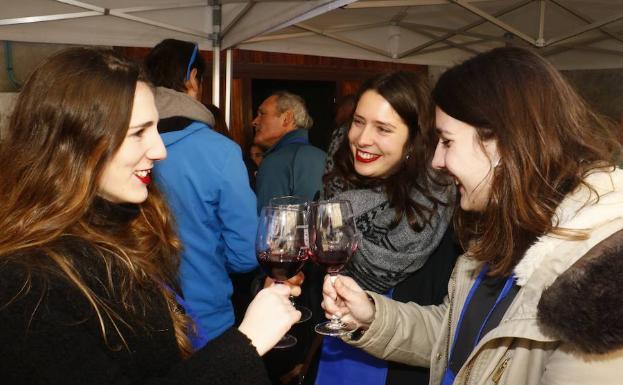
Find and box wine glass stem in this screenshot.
[328,273,343,326]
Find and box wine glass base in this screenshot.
[273,333,297,349]
[314,320,356,336]
[295,305,312,323]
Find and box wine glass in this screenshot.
[268,195,312,322]
[308,200,359,336]
[269,195,307,208]
[256,205,310,348]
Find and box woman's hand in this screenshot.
[321,274,376,330]
[238,284,301,355]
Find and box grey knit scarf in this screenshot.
[338,180,455,293]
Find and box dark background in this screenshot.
[252,79,337,151]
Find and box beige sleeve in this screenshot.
[345,291,448,367]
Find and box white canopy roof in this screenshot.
[240,0,623,70]
[1,0,623,69]
[1,1,355,50]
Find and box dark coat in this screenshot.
[0,203,269,385]
[255,129,326,213]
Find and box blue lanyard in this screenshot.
[443,266,515,385]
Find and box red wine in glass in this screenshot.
[309,200,359,336]
[310,249,354,274]
[257,251,307,282]
[267,195,313,322]
[256,205,309,348]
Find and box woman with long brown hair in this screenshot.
[315,71,458,385]
[0,47,299,384]
[322,47,623,384]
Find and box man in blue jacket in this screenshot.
[252,91,327,212]
[145,39,258,344]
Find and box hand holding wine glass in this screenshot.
[238,284,301,355]
[266,195,312,322]
[309,200,359,336]
[256,205,310,348]
[321,274,376,331]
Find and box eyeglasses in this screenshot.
[185,44,199,81]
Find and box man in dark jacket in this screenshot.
[252,91,327,213]
[252,91,327,384]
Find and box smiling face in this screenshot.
[348,90,410,179]
[432,107,499,212]
[98,82,166,204]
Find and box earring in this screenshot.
[405,153,411,160]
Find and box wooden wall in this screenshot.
[120,47,427,151]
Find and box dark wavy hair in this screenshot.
[433,47,621,276]
[144,38,205,92]
[0,47,194,356]
[327,71,447,231]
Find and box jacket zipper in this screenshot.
[491,357,510,384]
[445,272,457,362]
[463,360,474,385]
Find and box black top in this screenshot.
[0,200,270,385]
[158,116,195,133]
[449,273,520,375]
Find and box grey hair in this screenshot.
[272,91,313,129]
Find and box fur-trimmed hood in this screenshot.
[537,229,623,354]
[510,168,623,355]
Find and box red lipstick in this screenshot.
[136,171,152,185]
[355,150,381,163]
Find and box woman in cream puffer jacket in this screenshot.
[346,169,623,385]
[320,47,623,385]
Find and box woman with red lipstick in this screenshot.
[314,71,459,385]
[322,47,623,385]
[0,47,300,385]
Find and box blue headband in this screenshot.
[185,44,199,81]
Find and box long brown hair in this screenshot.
[0,48,193,356]
[433,47,621,276]
[327,71,447,231]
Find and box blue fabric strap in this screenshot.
[163,283,210,350]
[185,44,199,81]
[473,273,515,346]
[442,266,515,385]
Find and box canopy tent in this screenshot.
[2,0,623,122]
[1,0,355,50]
[241,0,623,70]
[1,0,356,119]
[3,0,623,69]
